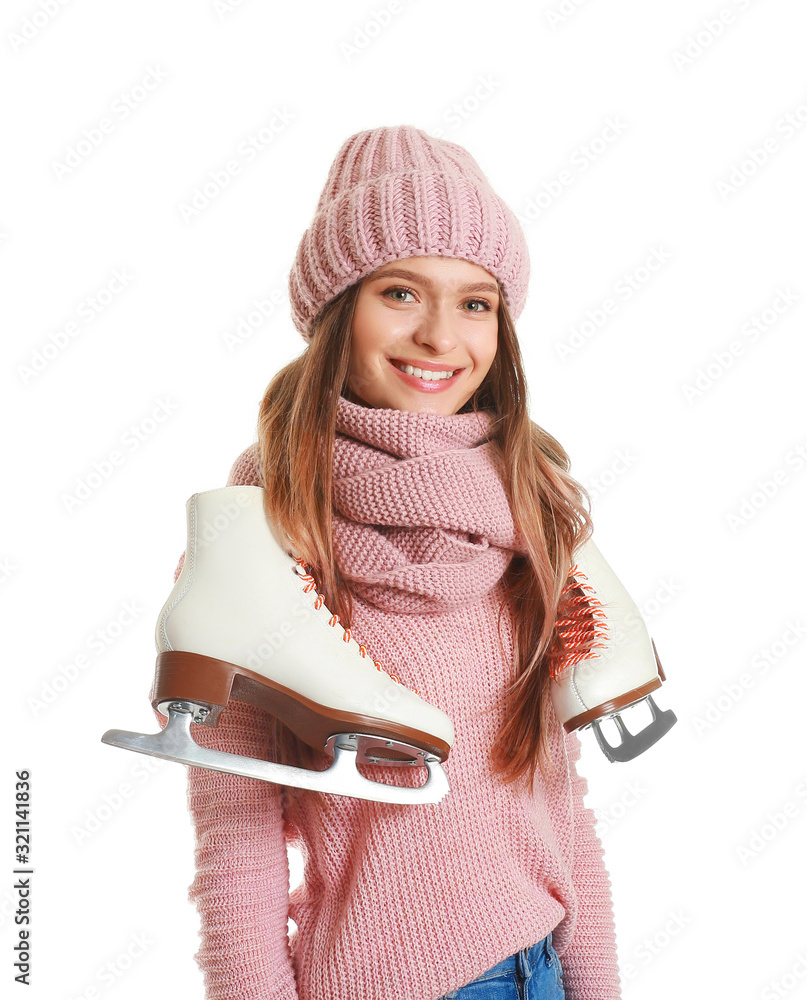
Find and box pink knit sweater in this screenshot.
[168,395,621,1000]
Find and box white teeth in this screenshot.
[395,362,456,380]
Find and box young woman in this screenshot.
[172,125,621,1000]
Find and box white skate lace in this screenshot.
[292,556,420,695]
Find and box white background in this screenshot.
[3,0,807,998]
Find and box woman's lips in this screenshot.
[387,357,462,392]
[388,356,459,372]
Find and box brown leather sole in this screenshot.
[152,650,451,763]
[563,676,662,732]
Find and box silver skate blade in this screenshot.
[589,695,677,762]
[101,708,449,805]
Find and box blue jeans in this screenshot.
[435,931,565,999]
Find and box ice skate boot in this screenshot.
[101,486,453,804]
[550,539,677,762]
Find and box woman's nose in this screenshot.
[411,306,458,354]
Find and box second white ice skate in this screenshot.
[550,539,677,762]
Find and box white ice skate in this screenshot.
[101,486,454,804]
[550,539,677,762]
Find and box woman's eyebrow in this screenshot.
[369,268,499,295]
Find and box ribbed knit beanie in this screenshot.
[288,125,530,342]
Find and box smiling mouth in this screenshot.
[388,358,462,381]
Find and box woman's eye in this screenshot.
[464,298,491,312]
[383,286,415,302]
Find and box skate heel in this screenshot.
[151,650,238,728]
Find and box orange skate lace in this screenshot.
[549,563,609,681]
[292,556,419,695]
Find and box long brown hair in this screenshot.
[256,277,595,792]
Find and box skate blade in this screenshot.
[589,694,677,762]
[101,706,449,805]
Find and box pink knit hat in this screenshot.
[288,125,530,341]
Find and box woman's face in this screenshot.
[345,255,500,415]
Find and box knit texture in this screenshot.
[166,395,621,1000]
[288,125,530,341]
[331,396,526,613]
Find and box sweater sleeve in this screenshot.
[557,730,621,1000]
[155,447,299,999]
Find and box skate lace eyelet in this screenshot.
[293,557,415,692]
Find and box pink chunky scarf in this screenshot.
[332,394,527,615]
